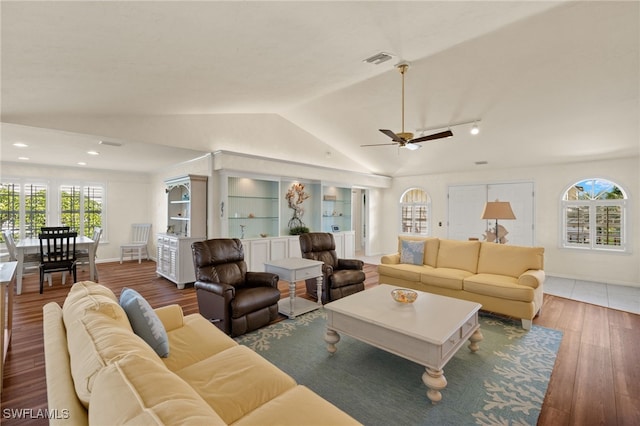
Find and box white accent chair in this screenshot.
[76,227,102,280]
[120,223,151,264]
[3,230,40,274]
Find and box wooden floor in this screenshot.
[1,261,638,425]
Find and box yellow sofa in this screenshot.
[378,237,545,329]
[43,281,360,425]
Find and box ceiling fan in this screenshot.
[361,63,453,151]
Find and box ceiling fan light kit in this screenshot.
[361,63,455,150]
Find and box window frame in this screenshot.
[561,178,628,253]
[59,182,105,239]
[399,187,431,236]
[0,180,49,240]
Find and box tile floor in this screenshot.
[358,255,640,315]
[544,276,640,314]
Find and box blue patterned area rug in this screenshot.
[235,309,562,426]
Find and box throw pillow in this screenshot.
[119,288,170,358]
[400,240,425,266]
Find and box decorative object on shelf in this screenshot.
[286,183,310,235]
[481,200,516,244]
[240,224,246,239]
[391,288,418,304]
[260,233,268,238]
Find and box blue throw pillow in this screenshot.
[400,240,425,266]
[119,288,170,358]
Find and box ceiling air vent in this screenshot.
[363,52,394,65]
[99,140,122,147]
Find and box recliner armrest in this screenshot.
[195,281,235,297]
[337,258,364,271]
[246,272,279,288]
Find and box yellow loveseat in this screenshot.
[378,237,545,329]
[43,281,360,425]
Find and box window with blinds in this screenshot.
[0,182,48,240]
[400,188,430,235]
[562,179,626,251]
[60,184,104,237]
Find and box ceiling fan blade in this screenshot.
[379,129,405,143]
[360,142,399,147]
[410,129,454,143]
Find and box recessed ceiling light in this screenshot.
[77,162,87,166]
[87,150,100,156]
[18,156,29,160]
[13,143,28,148]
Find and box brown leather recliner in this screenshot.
[299,232,365,304]
[192,238,281,337]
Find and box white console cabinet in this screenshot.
[156,235,204,289]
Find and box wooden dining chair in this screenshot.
[38,232,78,294]
[41,226,71,234]
[120,223,151,264]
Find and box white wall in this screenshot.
[381,157,639,287]
[0,162,151,262]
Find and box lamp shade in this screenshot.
[481,201,516,220]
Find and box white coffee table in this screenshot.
[264,257,324,319]
[324,284,483,404]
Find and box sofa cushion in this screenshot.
[397,236,439,267]
[62,281,131,331]
[234,386,361,426]
[420,268,473,290]
[436,239,480,273]
[89,354,225,425]
[161,313,238,372]
[400,239,425,265]
[464,274,535,302]
[378,263,433,282]
[175,345,297,424]
[477,242,544,278]
[120,288,170,358]
[66,307,165,408]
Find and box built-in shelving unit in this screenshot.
[321,185,352,233]
[227,177,279,239]
[216,173,356,271]
[157,174,207,288]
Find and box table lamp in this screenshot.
[481,200,516,243]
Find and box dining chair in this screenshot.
[39,231,77,294]
[120,223,151,264]
[76,227,102,281]
[41,226,71,234]
[2,230,41,275]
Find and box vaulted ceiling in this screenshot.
[1,1,638,176]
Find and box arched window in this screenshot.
[561,178,627,251]
[400,188,430,235]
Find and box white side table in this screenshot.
[264,258,323,319]
[0,261,17,397]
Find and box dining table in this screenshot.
[15,236,95,295]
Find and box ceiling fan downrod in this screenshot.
[397,63,412,141]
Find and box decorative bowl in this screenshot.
[260,233,268,238]
[391,288,418,304]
